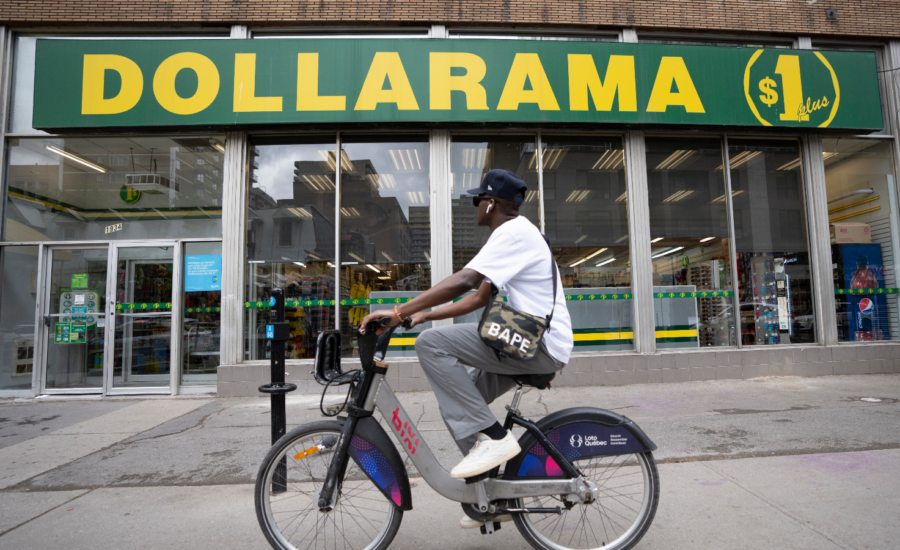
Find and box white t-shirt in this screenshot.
[465,216,573,364]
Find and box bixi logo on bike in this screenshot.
[392,408,419,455]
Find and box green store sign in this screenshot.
[33,39,882,131]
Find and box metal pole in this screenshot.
[259,288,295,493]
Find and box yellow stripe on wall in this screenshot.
[573,332,634,341]
[654,329,698,338]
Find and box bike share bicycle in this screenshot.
[255,318,660,550]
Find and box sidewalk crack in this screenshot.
[700,461,857,550]
[0,488,95,537]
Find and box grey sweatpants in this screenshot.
[415,323,565,455]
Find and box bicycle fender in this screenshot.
[503,407,657,479]
[347,415,413,511]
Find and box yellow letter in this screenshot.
[234,53,283,112]
[354,52,419,110]
[296,53,345,111]
[429,52,488,110]
[646,57,705,113]
[497,54,559,111]
[153,52,220,115]
[568,54,636,112]
[82,55,143,115]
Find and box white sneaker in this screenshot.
[459,514,513,529]
[450,432,521,479]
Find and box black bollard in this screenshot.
[258,288,296,493]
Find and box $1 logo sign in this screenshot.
[744,50,840,128]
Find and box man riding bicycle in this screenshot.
[361,169,573,519]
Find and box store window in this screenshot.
[543,136,633,351]
[450,135,541,274]
[245,139,337,361]
[729,139,815,345]
[645,137,735,349]
[183,242,222,384]
[339,136,431,358]
[0,246,39,390]
[823,138,899,343]
[4,136,225,242]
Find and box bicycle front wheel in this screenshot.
[513,451,659,550]
[255,421,403,550]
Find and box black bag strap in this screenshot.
[543,236,558,329]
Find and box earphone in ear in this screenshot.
[486,202,493,213]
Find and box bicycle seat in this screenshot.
[511,372,555,389]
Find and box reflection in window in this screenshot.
[823,138,899,342]
[450,135,540,273]
[730,139,815,345]
[0,246,39,390]
[245,140,337,360]
[4,136,225,242]
[645,137,735,348]
[543,136,633,351]
[340,136,430,358]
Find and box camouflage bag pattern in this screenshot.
[478,240,559,361]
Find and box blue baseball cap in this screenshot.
[467,169,527,203]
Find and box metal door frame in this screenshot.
[105,240,179,396]
[37,243,111,395]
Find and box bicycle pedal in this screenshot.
[479,522,501,535]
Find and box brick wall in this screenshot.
[1,1,898,40]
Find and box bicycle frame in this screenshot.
[315,323,596,511]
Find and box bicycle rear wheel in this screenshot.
[513,451,659,550]
[255,421,402,550]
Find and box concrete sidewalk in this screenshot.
[1,374,898,549]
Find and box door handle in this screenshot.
[43,315,51,327]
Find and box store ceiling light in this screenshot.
[377,275,392,280]
[655,150,697,170]
[615,235,629,243]
[524,189,539,203]
[699,237,716,243]
[248,260,265,264]
[45,145,106,173]
[565,189,592,203]
[652,246,684,259]
[592,150,625,171]
[462,147,488,170]
[615,191,628,203]
[340,207,361,217]
[382,251,394,262]
[651,237,664,243]
[327,262,335,267]
[595,257,616,267]
[210,140,225,153]
[348,252,365,262]
[716,150,762,171]
[574,234,588,244]
[366,264,380,272]
[407,191,426,204]
[569,258,587,267]
[585,247,607,259]
[389,149,423,171]
[293,262,306,267]
[424,251,431,261]
[662,189,695,203]
[287,207,312,218]
[711,190,745,203]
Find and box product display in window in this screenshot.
[824,138,899,343]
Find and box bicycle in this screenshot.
[255,318,660,550]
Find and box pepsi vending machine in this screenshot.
[832,244,889,341]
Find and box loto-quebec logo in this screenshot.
[744,50,840,128]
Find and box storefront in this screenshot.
[1,20,899,397]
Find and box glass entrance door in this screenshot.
[42,247,109,393]
[109,244,175,393]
